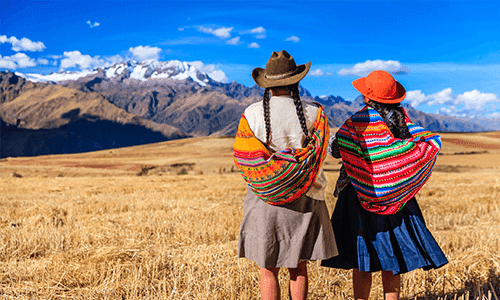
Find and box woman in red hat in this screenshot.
[234,50,338,300]
[321,70,448,300]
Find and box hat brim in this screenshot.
[352,77,406,104]
[252,62,311,88]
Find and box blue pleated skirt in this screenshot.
[321,184,448,275]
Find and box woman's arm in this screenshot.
[328,133,351,197]
[328,134,342,159]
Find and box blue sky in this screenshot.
[2,1,500,118]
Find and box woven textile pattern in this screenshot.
[234,106,329,205]
[337,106,441,215]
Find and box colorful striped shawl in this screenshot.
[233,105,329,205]
[337,106,441,215]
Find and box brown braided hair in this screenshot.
[262,83,311,147]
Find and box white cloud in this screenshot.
[240,26,266,39]
[0,55,18,69]
[427,88,455,106]
[0,53,37,69]
[456,90,499,110]
[59,51,125,70]
[309,69,332,76]
[198,26,213,34]
[213,27,233,38]
[248,42,260,49]
[60,51,102,70]
[250,27,265,33]
[0,35,46,52]
[198,26,233,38]
[226,36,241,45]
[436,106,464,117]
[87,20,100,28]
[251,26,266,39]
[406,88,500,118]
[8,53,37,68]
[37,58,49,65]
[107,54,125,65]
[206,69,229,83]
[128,45,161,61]
[406,90,428,108]
[488,111,500,118]
[338,60,410,76]
[285,36,300,43]
[188,61,229,83]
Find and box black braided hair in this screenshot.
[366,99,412,139]
[290,84,311,145]
[262,88,272,145]
[262,83,311,147]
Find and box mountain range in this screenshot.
[0,60,493,157]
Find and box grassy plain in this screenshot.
[1,132,499,299]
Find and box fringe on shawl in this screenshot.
[233,105,329,205]
[337,106,441,215]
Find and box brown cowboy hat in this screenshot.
[352,70,406,104]
[252,50,311,88]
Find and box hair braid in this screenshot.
[291,84,311,145]
[367,100,412,139]
[263,88,272,145]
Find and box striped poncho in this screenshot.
[233,105,329,205]
[337,106,441,215]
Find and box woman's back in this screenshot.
[244,95,327,201]
[244,96,319,151]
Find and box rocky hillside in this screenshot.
[2,60,492,157]
[50,63,487,135]
[0,72,188,157]
[62,77,258,136]
[1,70,37,103]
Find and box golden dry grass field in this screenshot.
[1,131,499,299]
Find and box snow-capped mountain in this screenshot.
[0,71,189,158]
[16,60,229,86]
[1,67,495,158]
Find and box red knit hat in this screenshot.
[352,70,406,104]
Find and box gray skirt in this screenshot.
[238,187,338,268]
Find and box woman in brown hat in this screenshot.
[233,50,338,300]
[321,70,448,300]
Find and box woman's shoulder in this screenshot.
[244,101,263,116]
[302,101,320,121]
[243,101,264,129]
[349,105,373,121]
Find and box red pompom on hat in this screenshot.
[352,70,406,104]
